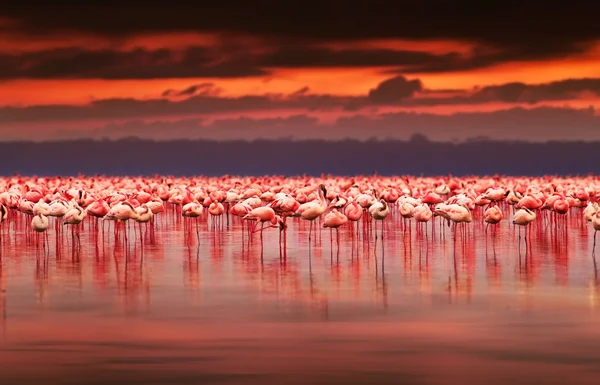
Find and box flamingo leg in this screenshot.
[260,222,264,249]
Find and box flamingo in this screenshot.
[104,201,137,243]
[146,197,165,214]
[323,208,348,249]
[483,206,503,233]
[31,213,49,232]
[483,187,506,202]
[208,201,225,228]
[0,204,8,226]
[31,213,49,249]
[345,201,363,240]
[295,184,328,241]
[584,202,599,222]
[513,208,536,242]
[63,204,87,242]
[329,195,347,210]
[134,204,153,243]
[32,200,51,216]
[48,200,69,217]
[413,203,433,234]
[269,194,299,250]
[592,211,600,252]
[86,199,110,218]
[368,198,389,239]
[243,207,283,249]
[181,201,204,234]
[435,203,472,238]
[182,201,204,218]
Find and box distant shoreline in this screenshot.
[0,138,598,177]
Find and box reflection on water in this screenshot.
[1,205,600,384]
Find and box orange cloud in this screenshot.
[415,53,600,90]
[0,68,388,106]
[0,31,265,53]
[319,38,478,55]
[3,61,600,109]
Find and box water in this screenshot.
[1,206,600,385]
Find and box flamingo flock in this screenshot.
[0,175,599,255]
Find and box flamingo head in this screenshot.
[318,184,327,197]
[273,215,286,230]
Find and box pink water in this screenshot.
[1,207,600,385]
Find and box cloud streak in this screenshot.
[1,76,598,124]
[0,42,597,81]
[162,83,221,97]
[0,47,267,79]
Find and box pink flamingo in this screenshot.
[63,204,87,245]
[243,207,283,250]
[31,213,49,250]
[323,208,348,249]
[368,198,389,240]
[513,208,536,242]
[592,211,600,252]
[484,206,503,233]
[345,201,363,242]
[208,201,225,229]
[295,184,328,242]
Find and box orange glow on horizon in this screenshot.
[2,56,599,107]
[0,68,387,106]
[0,31,598,123]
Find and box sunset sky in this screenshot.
[1,2,600,141]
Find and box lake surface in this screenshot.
[1,205,600,385]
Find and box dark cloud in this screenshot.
[0,44,506,80]
[0,34,595,81]
[162,83,221,97]
[0,47,266,79]
[367,76,423,102]
[1,44,590,81]
[471,78,600,103]
[363,77,600,107]
[0,44,544,80]
[384,42,594,74]
[257,42,595,74]
[290,86,310,96]
[259,47,453,68]
[4,2,600,50]
[0,3,596,80]
[0,93,351,123]
[40,106,600,142]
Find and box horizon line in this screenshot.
[1,136,599,145]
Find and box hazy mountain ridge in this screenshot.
[2,137,598,177]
